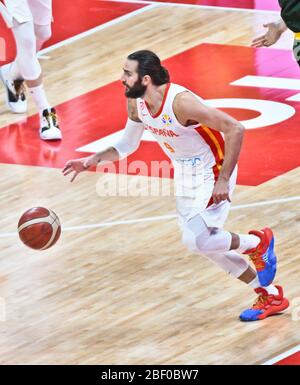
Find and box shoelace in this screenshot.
[51,110,59,128]
[249,253,265,269]
[44,112,51,128]
[14,80,26,101]
[253,294,269,309]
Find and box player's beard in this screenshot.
[124,78,146,98]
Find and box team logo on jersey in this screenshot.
[162,114,172,126]
[139,101,145,110]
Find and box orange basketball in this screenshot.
[18,207,61,250]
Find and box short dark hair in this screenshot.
[127,50,170,86]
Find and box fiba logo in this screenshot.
[162,114,172,126]
[0,297,6,322]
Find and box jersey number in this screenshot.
[163,142,175,153]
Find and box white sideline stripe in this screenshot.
[231,75,300,91]
[37,54,51,60]
[104,0,281,14]
[286,93,300,101]
[77,130,124,153]
[39,4,158,55]
[36,0,281,57]
[64,214,177,231]
[229,196,300,209]
[1,196,299,238]
[262,345,300,365]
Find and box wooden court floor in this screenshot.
[0,3,299,364]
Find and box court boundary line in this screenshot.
[103,0,281,14]
[38,0,280,56]
[262,345,300,365]
[39,4,158,56]
[1,196,299,237]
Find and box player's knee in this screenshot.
[35,24,52,43]
[181,216,211,254]
[181,228,199,253]
[20,32,37,54]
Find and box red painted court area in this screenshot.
[0,0,146,64]
[0,43,299,186]
[275,351,300,365]
[138,0,280,11]
[265,347,300,365]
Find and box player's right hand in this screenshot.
[251,22,283,48]
[62,157,93,182]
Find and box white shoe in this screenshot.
[0,63,27,114]
[39,108,62,140]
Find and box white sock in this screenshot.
[263,284,279,295]
[237,234,260,253]
[248,276,260,289]
[28,84,51,113]
[248,276,279,295]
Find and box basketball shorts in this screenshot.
[173,156,237,229]
[0,0,52,27]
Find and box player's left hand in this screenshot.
[212,178,231,205]
[62,157,92,182]
[251,22,283,48]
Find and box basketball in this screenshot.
[18,207,61,250]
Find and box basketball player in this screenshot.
[252,0,300,67]
[0,0,62,140]
[63,50,289,321]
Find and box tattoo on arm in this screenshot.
[127,98,142,122]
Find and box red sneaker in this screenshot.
[239,285,289,321]
[244,227,277,286]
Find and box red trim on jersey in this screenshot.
[195,125,225,208]
[196,126,224,165]
[145,82,171,118]
[195,126,225,166]
[210,129,225,157]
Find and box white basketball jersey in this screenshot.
[0,0,52,27]
[136,83,235,224]
[136,83,225,172]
